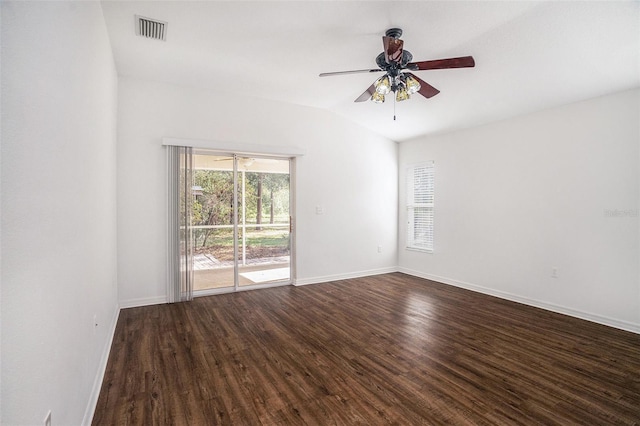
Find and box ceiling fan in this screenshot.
[320,28,475,105]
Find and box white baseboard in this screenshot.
[119,295,168,309]
[82,305,121,425]
[294,266,399,286]
[398,267,640,334]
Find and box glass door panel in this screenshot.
[192,154,235,291]
[237,157,291,286]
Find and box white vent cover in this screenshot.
[135,15,167,41]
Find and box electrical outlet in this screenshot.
[551,267,558,278]
[377,245,382,253]
[44,410,51,426]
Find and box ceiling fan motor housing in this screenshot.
[376,51,413,74]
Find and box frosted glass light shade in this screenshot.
[371,91,385,103]
[396,87,410,102]
[374,76,391,95]
[405,75,421,94]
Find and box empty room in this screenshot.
[1,1,638,425]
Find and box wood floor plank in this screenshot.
[93,273,640,425]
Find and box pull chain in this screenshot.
[393,92,396,121]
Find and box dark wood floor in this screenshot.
[93,273,640,425]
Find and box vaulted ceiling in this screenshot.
[101,1,640,142]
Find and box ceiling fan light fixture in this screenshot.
[405,75,421,94]
[375,76,391,95]
[371,91,385,103]
[396,87,410,102]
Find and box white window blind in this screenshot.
[167,145,194,303]
[407,162,434,252]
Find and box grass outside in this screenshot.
[194,228,289,261]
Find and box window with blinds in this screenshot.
[406,162,434,252]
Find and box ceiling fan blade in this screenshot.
[408,56,475,71]
[355,84,376,102]
[319,69,383,77]
[407,73,440,99]
[383,36,404,64]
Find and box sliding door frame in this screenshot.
[192,150,296,297]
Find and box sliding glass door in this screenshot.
[191,152,292,293]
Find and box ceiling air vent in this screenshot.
[135,15,167,41]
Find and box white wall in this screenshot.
[117,77,398,305]
[1,2,119,425]
[399,89,640,332]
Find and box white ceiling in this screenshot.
[101,1,640,142]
